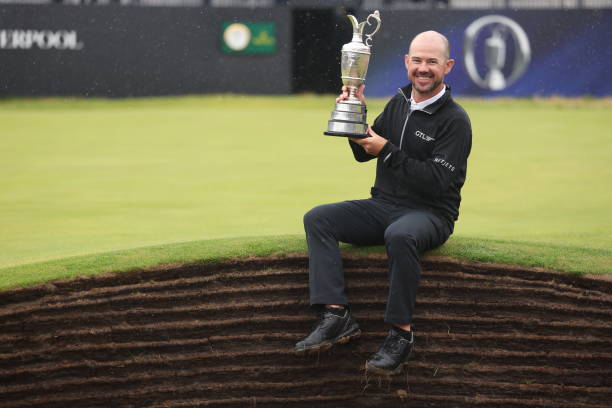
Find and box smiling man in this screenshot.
[296,31,472,375]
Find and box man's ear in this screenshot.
[445,58,455,75]
[404,54,410,70]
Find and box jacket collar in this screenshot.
[397,84,451,115]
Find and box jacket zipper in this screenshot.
[399,110,412,149]
[398,87,411,149]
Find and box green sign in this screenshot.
[221,22,277,55]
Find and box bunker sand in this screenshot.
[1,256,611,407]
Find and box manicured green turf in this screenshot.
[1,96,610,288]
[1,234,609,290]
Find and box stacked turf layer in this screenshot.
[1,257,610,407]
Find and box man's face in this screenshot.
[405,38,454,100]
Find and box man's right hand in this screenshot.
[336,84,366,105]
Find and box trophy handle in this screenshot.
[364,10,381,47]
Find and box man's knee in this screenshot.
[304,205,330,230]
[384,225,418,249]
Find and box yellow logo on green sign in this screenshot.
[221,22,276,55]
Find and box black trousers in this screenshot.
[303,196,452,325]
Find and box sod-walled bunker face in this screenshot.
[1,256,611,408]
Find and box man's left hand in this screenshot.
[350,126,387,156]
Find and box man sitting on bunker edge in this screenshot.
[295,30,473,375]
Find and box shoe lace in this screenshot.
[312,312,335,331]
[381,331,408,355]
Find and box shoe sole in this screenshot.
[364,360,404,376]
[364,348,414,376]
[294,328,361,356]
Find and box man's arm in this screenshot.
[349,138,377,162]
[372,116,472,197]
[349,97,392,159]
[350,125,388,157]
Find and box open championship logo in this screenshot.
[463,15,531,91]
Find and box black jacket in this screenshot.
[349,84,472,226]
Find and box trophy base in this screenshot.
[324,102,369,138]
[323,131,369,138]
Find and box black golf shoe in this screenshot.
[365,328,415,375]
[294,308,361,355]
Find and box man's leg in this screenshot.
[303,199,387,307]
[383,210,451,325]
[366,209,452,374]
[296,199,388,353]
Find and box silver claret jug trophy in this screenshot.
[324,10,382,138]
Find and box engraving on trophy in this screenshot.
[324,10,381,138]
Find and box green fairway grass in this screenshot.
[1,96,611,288]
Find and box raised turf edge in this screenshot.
[1,234,611,291]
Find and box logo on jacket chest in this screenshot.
[415,130,435,142]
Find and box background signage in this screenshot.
[221,22,276,54]
[363,9,612,97]
[0,5,610,97]
[0,6,290,96]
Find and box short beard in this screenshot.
[413,77,442,95]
